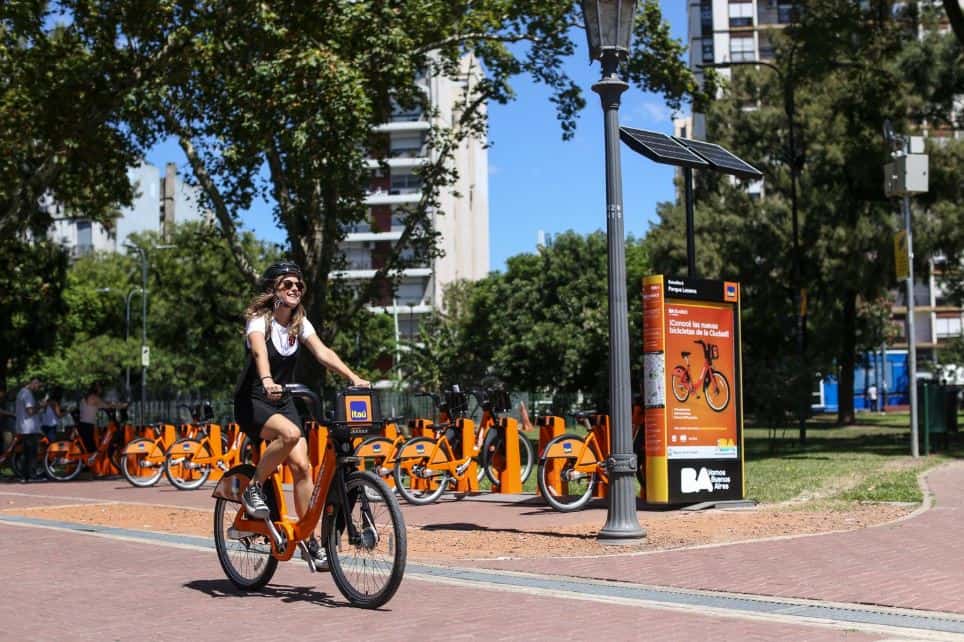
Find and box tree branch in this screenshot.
[944,0,964,47]
[163,109,258,284]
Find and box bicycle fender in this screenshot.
[211,463,256,503]
[122,438,160,457]
[543,435,589,460]
[46,440,80,456]
[396,439,431,459]
[671,365,688,377]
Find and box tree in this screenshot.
[0,239,69,386]
[944,0,964,45]
[405,231,650,407]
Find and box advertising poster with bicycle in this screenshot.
[642,275,745,504]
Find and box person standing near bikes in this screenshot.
[15,377,46,483]
[77,382,125,455]
[234,262,369,566]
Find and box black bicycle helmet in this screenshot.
[260,261,304,292]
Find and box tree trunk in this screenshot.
[943,0,964,46]
[838,289,857,425]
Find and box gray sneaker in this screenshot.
[302,537,329,572]
[242,480,270,520]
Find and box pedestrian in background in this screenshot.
[41,386,65,441]
[77,382,125,453]
[15,377,46,483]
[867,384,879,413]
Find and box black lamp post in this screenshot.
[581,0,646,542]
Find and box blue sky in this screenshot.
[144,1,688,271]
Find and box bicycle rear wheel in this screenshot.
[704,371,731,412]
[537,433,596,512]
[213,477,279,590]
[393,437,449,505]
[482,431,535,487]
[44,442,84,481]
[324,470,406,608]
[120,439,164,487]
[164,439,212,490]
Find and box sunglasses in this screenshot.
[278,278,305,293]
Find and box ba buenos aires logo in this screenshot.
[349,399,369,422]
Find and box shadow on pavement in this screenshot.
[183,579,395,611]
[421,522,597,539]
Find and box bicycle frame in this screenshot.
[214,424,351,561]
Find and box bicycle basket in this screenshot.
[709,344,720,360]
[334,388,381,434]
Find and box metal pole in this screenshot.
[683,167,696,278]
[139,249,148,427]
[392,297,401,377]
[594,50,645,542]
[903,193,919,457]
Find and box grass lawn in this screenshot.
[744,411,963,506]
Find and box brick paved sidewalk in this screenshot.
[461,461,964,614]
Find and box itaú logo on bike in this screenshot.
[680,467,731,493]
[348,400,370,421]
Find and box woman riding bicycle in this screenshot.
[234,261,369,564]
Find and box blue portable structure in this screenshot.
[812,350,911,413]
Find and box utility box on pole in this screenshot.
[884,153,929,197]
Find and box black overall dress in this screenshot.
[233,320,305,443]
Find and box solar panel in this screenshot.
[619,127,710,170]
[673,137,763,180]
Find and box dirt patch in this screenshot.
[3,500,914,560]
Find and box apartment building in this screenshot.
[47,161,207,257]
[681,0,964,409]
[346,57,490,339]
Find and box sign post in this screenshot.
[642,275,747,506]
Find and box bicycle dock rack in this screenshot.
[491,416,523,494]
[453,418,480,493]
[537,415,566,497]
[208,423,225,481]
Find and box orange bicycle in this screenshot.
[212,385,406,608]
[671,339,731,412]
[44,409,125,481]
[0,434,49,480]
[537,406,645,512]
[164,422,254,490]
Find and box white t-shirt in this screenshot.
[245,316,316,356]
[41,405,59,427]
[15,387,40,435]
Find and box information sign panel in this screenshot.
[642,275,744,504]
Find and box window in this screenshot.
[729,36,755,62]
[395,279,428,306]
[345,247,372,271]
[390,174,423,194]
[728,1,753,28]
[390,133,425,158]
[700,0,714,35]
[777,2,798,24]
[701,39,715,63]
[936,316,963,339]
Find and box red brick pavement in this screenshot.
[460,461,964,614]
[0,522,881,641]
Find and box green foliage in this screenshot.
[402,231,650,406]
[0,238,69,385]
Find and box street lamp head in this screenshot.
[97,287,112,293]
[154,244,176,250]
[581,0,636,62]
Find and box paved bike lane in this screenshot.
[0,521,883,641]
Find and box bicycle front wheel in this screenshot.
[704,371,731,412]
[537,433,597,512]
[324,470,406,609]
[214,477,278,590]
[164,439,212,490]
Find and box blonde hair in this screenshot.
[243,282,306,340]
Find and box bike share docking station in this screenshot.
[620,128,759,508]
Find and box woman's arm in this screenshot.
[248,331,283,399]
[303,334,370,387]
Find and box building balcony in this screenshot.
[372,120,431,133]
[332,267,433,280]
[364,190,421,206]
[364,157,430,170]
[344,231,404,243]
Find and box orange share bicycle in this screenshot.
[671,339,731,412]
[0,434,49,480]
[537,405,646,512]
[44,408,126,481]
[212,385,406,608]
[164,421,254,490]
